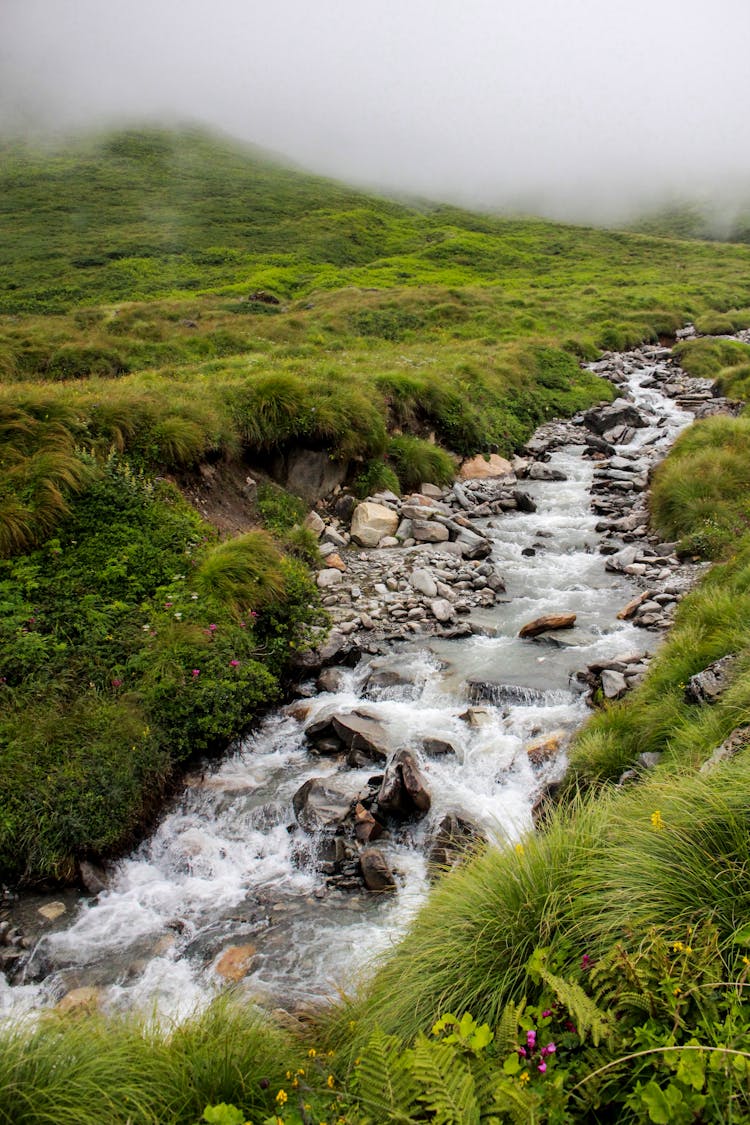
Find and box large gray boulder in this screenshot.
[684,655,737,705]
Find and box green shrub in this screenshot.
[387,435,456,490]
[354,459,402,498]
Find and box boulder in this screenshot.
[304,510,325,537]
[274,449,348,502]
[684,655,737,705]
[468,680,547,705]
[412,520,450,543]
[513,490,537,513]
[527,463,567,481]
[333,494,358,521]
[78,860,108,896]
[215,943,257,982]
[292,777,356,833]
[422,737,458,757]
[459,453,513,480]
[583,399,647,436]
[330,711,392,762]
[518,613,576,639]
[350,502,400,548]
[359,848,397,892]
[56,987,101,1014]
[317,568,343,588]
[38,901,66,922]
[600,669,628,700]
[421,483,444,498]
[378,750,431,819]
[429,598,455,623]
[316,667,348,693]
[456,530,493,560]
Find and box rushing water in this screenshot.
[1,356,695,1021]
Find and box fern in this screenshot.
[537,966,611,1047]
[410,1036,481,1125]
[495,1001,527,1057]
[354,1026,417,1123]
[484,1082,543,1125]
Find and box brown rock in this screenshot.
[459,454,513,480]
[56,987,101,1014]
[38,901,66,922]
[326,553,347,572]
[350,502,399,548]
[330,711,392,762]
[215,944,257,982]
[525,730,565,766]
[354,802,384,843]
[518,613,576,639]
[617,591,652,620]
[359,848,397,892]
[378,750,431,818]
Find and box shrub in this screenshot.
[387,434,456,490]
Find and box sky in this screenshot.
[2,0,750,221]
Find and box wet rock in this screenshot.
[600,669,628,700]
[316,667,348,693]
[456,530,493,560]
[37,901,66,922]
[422,737,458,757]
[518,613,576,639]
[527,463,568,481]
[331,711,392,762]
[78,860,108,896]
[359,848,397,892]
[365,667,418,693]
[350,502,400,548]
[684,655,737,705]
[215,943,257,982]
[292,778,356,833]
[583,399,647,435]
[459,706,495,728]
[525,730,565,765]
[56,987,102,1014]
[428,814,482,869]
[378,750,431,818]
[513,490,537,513]
[617,590,652,620]
[468,680,547,705]
[354,802,384,843]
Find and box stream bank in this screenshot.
[0,334,742,1021]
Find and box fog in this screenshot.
[2,0,750,222]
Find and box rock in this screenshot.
[274,449,348,502]
[316,667,348,693]
[331,711,392,762]
[617,591,652,620]
[429,598,455,623]
[684,655,737,705]
[422,737,457,757]
[456,530,493,560]
[317,568,343,588]
[527,463,567,481]
[525,730,565,765]
[78,860,108,896]
[38,901,66,922]
[378,536,400,548]
[459,707,495,728]
[292,778,356,833]
[326,553,347,572]
[359,848,397,892]
[638,752,662,770]
[412,519,450,543]
[378,750,431,818]
[334,494,358,521]
[583,399,647,436]
[350,502,400,548]
[365,668,418,693]
[428,814,482,869]
[410,568,438,598]
[601,669,628,700]
[513,490,537,513]
[468,680,546,705]
[215,943,257,982]
[56,987,101,1014]
[354,802,384,843]
[459,454,513,480]
[518,613,576,639]
[304,510,325,537]
[700,726,750,772]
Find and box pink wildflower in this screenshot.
[581,954,592,971]
[538,1062,547,1074]
[541,1009,553,1019]
[111,678,122,688]
[526,1030,536,1049]
[208,623,217,632]
[541,1043,556,1057]
[229,659,240,667]
[191,669,200,677]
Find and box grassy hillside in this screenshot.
[2,125,750,888]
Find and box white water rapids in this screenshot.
[1,358,695,1022]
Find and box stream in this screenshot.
[0,350,700,1022]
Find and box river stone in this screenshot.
[518,613,576,639]
[292,777,356,833]
[601,669,628,700]
[304,510,325,537]
[316,667,348,693]
[378,750,431,818]
[412,519,450,543]
[513,489,537,513]
[330,711,392,761]
[684,654,737,705]
[421,483,444,498]
[78,860,108,896]
[359,848,397,892]
[410,568,438,597]
[459,453,513,480]
[456,530,493,560]
[354,802,384,843]
[525,730,565,765]
[215,943,257,982]
[429,598,454,623]
[350,502,400,548]
[422,737,457,757]
[38,901,66,922]
[317,568,343,588]
[583,399,647,435]
[527,463,567,481]
[56,987,102,1014]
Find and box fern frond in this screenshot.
[495,1000,526,1056]
[484,1082,542,1125]
[538,967,611,1047]
[410,1036,480,1125]
[354,1026,417,1123]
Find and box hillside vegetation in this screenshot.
[4,126,750,1121]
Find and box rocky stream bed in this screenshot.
[0,332,743,1021]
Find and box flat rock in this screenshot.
[518,613,576,639]
[685,654,737,705]
[38,902,66,922]
[317,568,343,588]
[412,519,450,543]
[293,777,356,833]
[331,711,392,761]
[459,453,513,480]
[601,669,628,699]
[215,943,257,982]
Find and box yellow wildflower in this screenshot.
[742,956,750,966]
[308,1047,317,1058]
[327,1073,336,1088]
[672,941,684,953]
[650,810,664,831]
[275,1089,288,1105]
[520,1071,530,1084]
[673,987,682,997]
[515,843,524,856]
